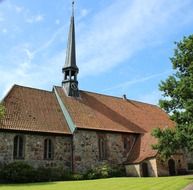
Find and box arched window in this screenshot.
[123,136,131,150]
[13,135,24,159]
[98,135,107,160]
[123,135,136,151]
[44,139,53,159]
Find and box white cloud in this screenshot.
[33,26,65,55]
[23,48,34,61]
[26,14,44,23]
[76,0,193,78]
[1,0,193,101]
[0,12,5,22]
[102,71,170,92]
[15,5,24,13]
[2,28,7,33]
[137,90,161,105]
[78,9,90,20]
[0,25,66,98]
[55,19,60,25]
[0,17,4,22]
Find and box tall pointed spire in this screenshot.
[62,1,79,97]
[63,0,78,69]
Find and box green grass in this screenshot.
[0,176,192,190]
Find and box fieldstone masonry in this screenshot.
[0,130,188,176]
[0,132,72,170]
[73,129,135,173]
[126,155,187,177]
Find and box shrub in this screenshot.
[71,174,84,180]
[1,162,36,183]
[35,167,56,182]
[188,163,193,170]
[34,167,73,182]
[0,162,73,183]
[84,164,126,180]
[0,162,125,182]
[110,165,126,177]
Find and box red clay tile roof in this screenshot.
[55,87,175,134]
[0,85,71,134]
[125,133,158,164]
[0,84,175,163]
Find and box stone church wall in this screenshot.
[73,129,135,173]
[156,154,187,176]
[144,158,158,177]
[125,158,158,177]
[0,131,72,170]
[125,164,141,177]
[185,152,193,171]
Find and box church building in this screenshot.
[0,3,188,177]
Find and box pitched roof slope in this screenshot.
[125,133,158,164]
[55,87,175,133]
[0,85,71,134]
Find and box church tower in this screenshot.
[62,1,79,97]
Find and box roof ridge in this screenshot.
[14,84,53,93]
[54,86,159,108]
[80,89,158,108]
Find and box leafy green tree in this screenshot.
[0,104,5,119]
[152,35,193,159]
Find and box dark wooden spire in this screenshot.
[63,1,78,70]
[62,1,79,97]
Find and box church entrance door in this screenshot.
[168,159,176,176]
[141,162,149,177]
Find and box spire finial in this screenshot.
[72,0,75,16]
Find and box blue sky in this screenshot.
[0,0,193,105]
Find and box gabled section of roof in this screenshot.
[55,87,174,133]
[0,85,71,135]
[125,133,157,164]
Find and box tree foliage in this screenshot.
[152,35,193,159]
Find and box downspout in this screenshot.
[71,135,74,173]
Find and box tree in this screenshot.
[152,34,193,159]
[0,104,5,120]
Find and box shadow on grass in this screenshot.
[183,177,193,181]
[0,176,193,188]
[0,181,57,187]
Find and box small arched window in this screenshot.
[44,139,53,159]
[13,135,24,159]
[98,135,107,160]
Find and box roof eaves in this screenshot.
[124,154,157,165]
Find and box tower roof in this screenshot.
[63,2,78,70]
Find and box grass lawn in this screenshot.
[0,176,192,190]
